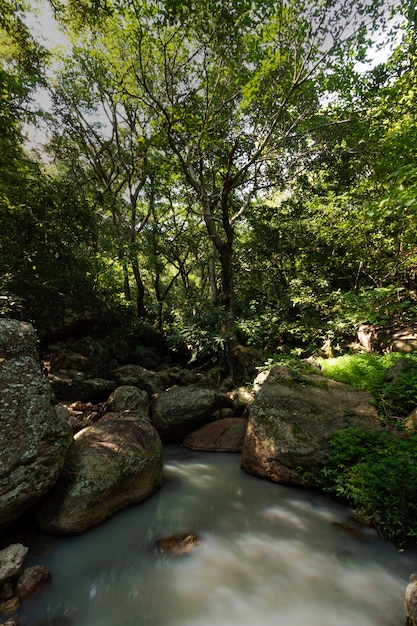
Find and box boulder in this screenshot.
[357,323,417,353]
[157,367,206,389]
[48,369,115,402]
[15,566,50,598]
[241,365,380,486]
[0,320,72,531]
[0,545,28,586]
[36,418,163,534]
[112,364,163,395]
[151,386,234,443]
[48,337,111,377]
[183,417,247,452]
[105,385,149,420]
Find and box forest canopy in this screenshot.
[1,0,415,377]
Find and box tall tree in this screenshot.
[0,2,102,331]
[49,41,157,317]
[140,0,397,373]
[47,0,400,377]
[233,20,417,349]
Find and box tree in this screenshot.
[45,0,401,377]
[233,17,417,351]
[48,41,156,317]
[124,0,398,374]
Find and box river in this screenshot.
[21,446,415,626]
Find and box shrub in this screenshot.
[319,352,417,424]
[315,427,417,545]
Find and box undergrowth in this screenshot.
[314,427,417,546]
[268,352,417,545]
[318,352,417,425]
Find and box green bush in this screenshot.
[319,352,417,423]
[315,427,417,545]
[167,303,227,369]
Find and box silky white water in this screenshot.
[22,446,415,626]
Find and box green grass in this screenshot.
[318,352,417,424]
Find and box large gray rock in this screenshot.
[112,364,163,395]
[0,545,28,586]
[36,418,163,534]
[241,365,380,486]
[151,386,233,443]
[0,320,72,531]
[105,385,149,420]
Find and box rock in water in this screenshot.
[0,320,72,531]
[183,417,247,452]
[15,565,51,598]
[0,544,28,586]
[36,418,163,534]
[151,386,233,443]
[154,533,200,557]
[241,365,380,486]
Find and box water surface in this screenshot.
[22,446,415,626]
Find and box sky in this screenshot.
[22,1,69,151]
[24,0,68,50]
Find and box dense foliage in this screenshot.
[316,352,417,546]
[314,427,417,545]
[0,0,415,363]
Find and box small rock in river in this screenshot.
[16,566,51,598]
[154,532,200,557]
[332,522,368,541]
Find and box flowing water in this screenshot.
[21,446,416,626]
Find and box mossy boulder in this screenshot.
[36,418,162,534]
[0,320,72,532]
[105,385,149,420]
[241,365,380,486]
[151,386,233,443]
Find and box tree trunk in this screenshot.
[123,263,132,301]
[131,256,146,318]
[216,240,243,381]
[208,249,218,304]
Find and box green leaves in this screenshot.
[377,165,417,218]
[5,0,408,357]
[315,427,417,545]
[320,352,417,421]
